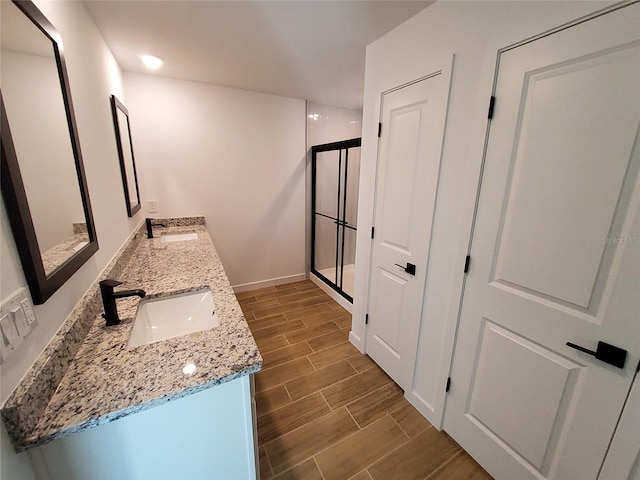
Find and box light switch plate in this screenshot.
[0,314,13,345]
[0,288,36,363]
[1,313,19,346]
[12,307,29,336]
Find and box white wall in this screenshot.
[123,73,306,290]
[1,1,140,476]
[306,102,362,148]
[352,0,615,422]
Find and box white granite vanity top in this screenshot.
[2,219,262,451]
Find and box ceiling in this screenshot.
[84,1,432,109]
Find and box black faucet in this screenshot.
[99,279,146,326]
[146,218,164,238]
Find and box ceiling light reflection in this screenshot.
[182,362,197,375]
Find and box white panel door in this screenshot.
[444,4,640,480]
[366,71,450,391]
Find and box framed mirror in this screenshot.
[110,95,141,217]
[0,0,98,304]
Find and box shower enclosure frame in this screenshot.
[311,137,361,303]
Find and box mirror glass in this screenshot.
[111,95,141,216]
[0,0,98,303]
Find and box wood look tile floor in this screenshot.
[238,280,493,480]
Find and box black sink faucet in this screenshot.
[145,218,164,238]
[99,279,146,326]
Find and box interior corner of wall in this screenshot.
[348,330,364,353]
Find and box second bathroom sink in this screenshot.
[159,232,198,242]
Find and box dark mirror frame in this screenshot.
[0,0,98,304]
[110,95,141,217]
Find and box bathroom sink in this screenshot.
[159,232,198,242]
[128,289,219,348]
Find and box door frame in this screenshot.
[356,60,455,426]
[364,70,447,384]
[441,0,640,472]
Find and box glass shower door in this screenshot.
[312,138,361,302]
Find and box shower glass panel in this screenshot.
[312,137,361,302]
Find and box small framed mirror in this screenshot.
[1,0,98,304]
[110,95,141,217]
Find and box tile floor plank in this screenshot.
[335,314,353,329]
[299,295,333,307]
[252,302,307,319]
[255,357,315,393]
[265,408,359,474]
[427,451,494,480]
[349,471,373,480]
[346,382,408,428]
[254,334,290,354]
[277,291,328,305]
[390,402,433,438]
[285,360,358,401]
[321,365,393,409]
[284,320,340,344]
[272,458,323,480]
[259,446,273,480]
[255,385,292,417]
[367,427,460,480]
[294,282,323,292]
[252,319,306,341]
[241,299,281,314]
[283,303,334,321]
[347,354,378,372]
[315,416,408,480]
[258,392,331,444]
[308,341,362,369]
[262,342,313,369]
[301,308,352,327]
[306,329,350,352]
[248,313,289,331]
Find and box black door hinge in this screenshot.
[488,96,496,120]
[371,226,375,239]
[464,255,471,273]
[365,314,369,325]
[446,377,451,392]
[378,122,382,137]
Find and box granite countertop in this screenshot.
[2,219,262,451]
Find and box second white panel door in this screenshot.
[366,71,450,393]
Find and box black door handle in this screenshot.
[566,341,627,369]
[394,262,416,275]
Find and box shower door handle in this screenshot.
[395,262,416,275]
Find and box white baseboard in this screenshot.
[232,273,307,293]
[310,273,352,314]
[349,331,364,353]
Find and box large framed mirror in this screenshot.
[0,0,98,304]
[110,95,141,217]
